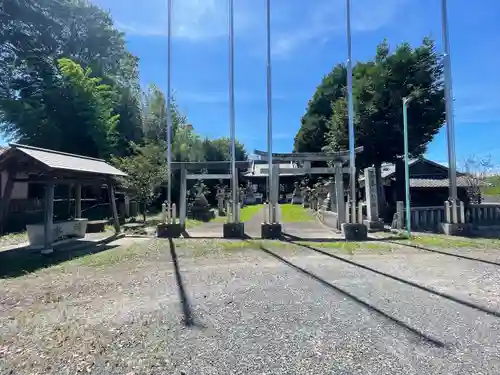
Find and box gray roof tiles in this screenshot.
[9,144,127,177]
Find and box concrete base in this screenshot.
[261,223,282,239]
[341,223,368,241]
[363,219,385,232]
[223,222,245,239]
[440,223,472,236]
[157,223,183,238]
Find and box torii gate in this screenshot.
[254,147,364,237]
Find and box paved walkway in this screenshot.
[184,221,225,238]
[184,208,267,238]
[183,205,342,240]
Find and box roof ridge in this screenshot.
[9,143,106,162]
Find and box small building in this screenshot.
[359,157,470,210]
[0,144,126,250]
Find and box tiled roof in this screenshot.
[359,158,458,182]
[8,143,127,177]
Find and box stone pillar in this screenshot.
[179,165,187,228]
[363,167,384,231]
[444,201,451,223]
[451,200,458,224]
[459,201,465,224]
[328,180,336,212]
[364,168,378,221]
[124,195,130,217]
[395,201,404,230]
[334,163,345,225]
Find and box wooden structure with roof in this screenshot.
[0,144,127,253]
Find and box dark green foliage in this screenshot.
[0,0,142,157]
[294,64,347,152]
[297,38,445,170]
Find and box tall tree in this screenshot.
[1,58,120,157]
[294,64,347,152]
[0,0,142,156]
[324,38,445,202]
[142,84,186,143]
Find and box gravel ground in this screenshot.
[1,238,500,374]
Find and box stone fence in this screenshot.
[467,203,500,226]
[391,202,500,232]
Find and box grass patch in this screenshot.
[279,204,315,223]
[240,204,265,222]
[392,235,500,249]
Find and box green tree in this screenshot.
[112,142,167,221]
[0,0,142,157]
[202,137,248,162]
[142,84,186,143]
[324,38,445,202]
[0,58,120,157]
[294,64,347,152]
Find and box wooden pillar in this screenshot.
[74,184,82,218]
[107,180,120,234]
[0,172,14,234]
[43,181,55,254]
[179,165,187,228]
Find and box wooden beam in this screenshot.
[253,147,363,162]
[43,181,55,254]
[186,173,232,180]
[107,180,120,234]
[74,184,82,218]
[13,177,107,185]
[170,161,250,171]
[260,167,350,175]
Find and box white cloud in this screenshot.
[100,0,254,41]
[97,0,408,49]
[270,0,409,57]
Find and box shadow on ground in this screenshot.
[257,242,445,348]
[281,238,500,319]
[168,238,204,328]
[381,239,500,266]
[0,235,121,279]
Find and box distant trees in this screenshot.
[112,142,167,221]
[0,1,248,158]
[0,0,143,157]
[295,38,446,203]
[463,155,494,203]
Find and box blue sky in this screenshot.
[95,0,499,166]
